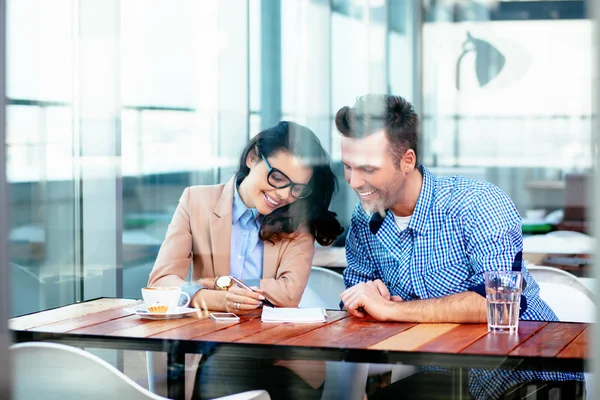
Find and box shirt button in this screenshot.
[237,255,242,260]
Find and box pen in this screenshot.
[230,276,276,308]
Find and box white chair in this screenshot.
[298,267,416,400]
[147,351,204,399]
[527,266,595,397]
[298,266,347,309]
[527,266,595,323]
[523,231,594,254]
[11,342,269,400]
[297,267,364,400]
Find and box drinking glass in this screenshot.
[484,271,523,333]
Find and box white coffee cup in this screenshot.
[141,287,191,312]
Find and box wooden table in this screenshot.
[10,298,589,400]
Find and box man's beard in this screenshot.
[359,179,405,215]
[359,193,388,214]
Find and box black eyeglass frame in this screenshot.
[261,154,312,199]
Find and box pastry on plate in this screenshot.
[147,304,169,313]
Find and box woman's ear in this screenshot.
[246,148,259,168]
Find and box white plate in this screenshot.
[126,305,201,320]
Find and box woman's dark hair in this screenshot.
[235,121,343,246]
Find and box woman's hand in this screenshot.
[224,286,265,314]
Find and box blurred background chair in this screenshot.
[12,342,269,400]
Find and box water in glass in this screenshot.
[486,286,520,333]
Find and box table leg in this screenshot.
[167,351,186,400]
[451,367,469,400]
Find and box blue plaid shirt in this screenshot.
[344,165,583,399]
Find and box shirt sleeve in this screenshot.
[343,214,381,289]
[180,282,207,304]
[148,187,194,287]
[464,185,528,316]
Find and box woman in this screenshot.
[148,121,343,399]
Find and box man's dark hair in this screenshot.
[335,94,419,168]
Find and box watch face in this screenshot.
[216,276,232,289]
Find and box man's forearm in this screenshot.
[387,291,487,323]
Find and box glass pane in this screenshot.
[7,0,77,317]
[331,12,386,114]
[249,0,261,112]
[423,13,592,215]
[6,0,73,102]
[120,0,249,298]
[121,0,198,108]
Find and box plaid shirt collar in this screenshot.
[369,164,435,236]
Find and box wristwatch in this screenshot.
[214,275,234,291]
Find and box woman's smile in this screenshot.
[262,191,282,209]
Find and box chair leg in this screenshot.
[147,351,203,400]
[321,361,369,400]
[146,351,168,396]
[390,365,418,383]
[168,351,186,400]
[185,354,203,400]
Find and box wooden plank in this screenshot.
[9,298,140,331]
[187,309,314,342]
[195,318,280,342]
[510,322,587,358]
[150,315,257,340]
[558,326,589,359]
[70,315,153,335]
[29,306,137,333]
[461,321,547,356]
[237,311,349,345]
[283,317,416,348]
[416,324,489,353]
[70,308,245,337]
[369,324,458,351]
[108,316,205,338]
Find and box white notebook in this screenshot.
[261,307,328,323]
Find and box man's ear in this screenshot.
[403,149,416,171]
[246,147,259,168]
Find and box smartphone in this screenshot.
[209,312,240,322]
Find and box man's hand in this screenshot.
[340,281,395,321]
[367,279,391,300]
[363,279,404,302]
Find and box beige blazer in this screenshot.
[147,177,315,307]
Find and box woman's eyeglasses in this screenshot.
[261,155,312,199]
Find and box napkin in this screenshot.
[261,307,328,323]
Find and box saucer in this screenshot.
[126,305,201,320]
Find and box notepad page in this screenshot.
[261,307,327,323]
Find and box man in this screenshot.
[336,94,584,399]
